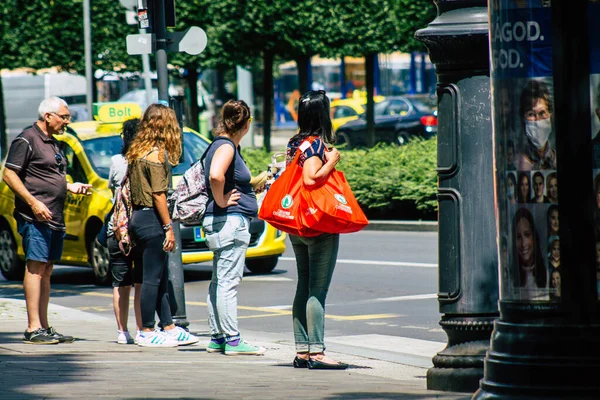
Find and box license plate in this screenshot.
[194,227,206,242]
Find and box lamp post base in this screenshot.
[473,319,600,399]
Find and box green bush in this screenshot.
[242,137,438,220]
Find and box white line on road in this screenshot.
[279,257,437,268]
[263,293,438,310]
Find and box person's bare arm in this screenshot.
[145,150,175,252]
[152,191,175,252]
[209,144,240,208]
[302,148,340,189]
[2,168,52,221]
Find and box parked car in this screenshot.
[0,103,286,285]
[334,96,438,148]
[330,96,385,132]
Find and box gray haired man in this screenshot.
[3,97,92,344]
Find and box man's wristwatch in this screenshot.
[163,222,172,231]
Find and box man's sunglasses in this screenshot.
[51,112,72,122]
[55,153,64,172]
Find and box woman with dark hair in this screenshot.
[107,118,143,344]
[547,205,559,237]
[546,172,558,203]
[202,100,265,356]
[516,79,556,170]
[127,104,199,347]
[286,90,347,370]
[513,208,547,299]
[517,172,531,204]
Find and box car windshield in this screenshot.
[409,98,434,114]
[374,101,389,117]
[81,132,209,179]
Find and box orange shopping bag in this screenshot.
[301,169,369,234]
[258,148,321,237]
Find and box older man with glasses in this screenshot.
[2,96,92,344]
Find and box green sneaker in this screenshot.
[206,340,226,353]
[224,339,266,356]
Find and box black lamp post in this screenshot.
[416,0,499,393]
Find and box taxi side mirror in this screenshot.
[66,174,74,184]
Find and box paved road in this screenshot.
[0,230,476,399]
[0,231,445,366]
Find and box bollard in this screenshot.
[416,0,499,393]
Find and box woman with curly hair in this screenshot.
[126,103,198,347]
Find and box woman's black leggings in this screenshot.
[129,208,173,329]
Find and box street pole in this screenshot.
[415,0,499,393]
[151,0,188,328]
[140,29,153,107]
[153,0,168,104]
[83,0,93,116]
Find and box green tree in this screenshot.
[394,0,437,53]
[323,0,401,147]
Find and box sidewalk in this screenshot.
[0,299,470,400]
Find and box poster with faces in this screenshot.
[491,1,558,302]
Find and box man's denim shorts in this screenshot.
[16,215,66,263]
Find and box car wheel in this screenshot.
[89,239,111,286]
[397,131,410,146]
[336,132,352,149]
[0,223,24,281]
[246,256,279,274]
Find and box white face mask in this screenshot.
[524,118,552,149]
[507,186,515,199]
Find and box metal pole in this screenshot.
[140,29,153,107]
[83,0,93,115]
[154,0,168,104]
[415,1,499,393]
[153,0,188,328]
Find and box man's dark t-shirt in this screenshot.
[5,124,67,230]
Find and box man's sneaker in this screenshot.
[23,328,59,345]
[117,330,135,344]
[45,327,75,343]
[136,330,178,348]
[206,340,226,353]
[164,326,199,346]
[224,339,266,356]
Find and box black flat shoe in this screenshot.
[293,356,309,368]
[307,358,349,370]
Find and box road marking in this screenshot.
[1,284,409,323]
[279,257,437,268]
[266,293,438,310]
[328,313,399,321]
[327,334,445,358]
[243,276,293,282]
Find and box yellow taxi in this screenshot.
[330,94,385,132]
[0,103,286,285]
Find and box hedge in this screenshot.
[242,137,438,221]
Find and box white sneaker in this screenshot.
[135,330,143,344]
[136,330,178,348]
[164,326,200,346]
[117,330,135,344]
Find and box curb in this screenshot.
[365,220,438,232]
